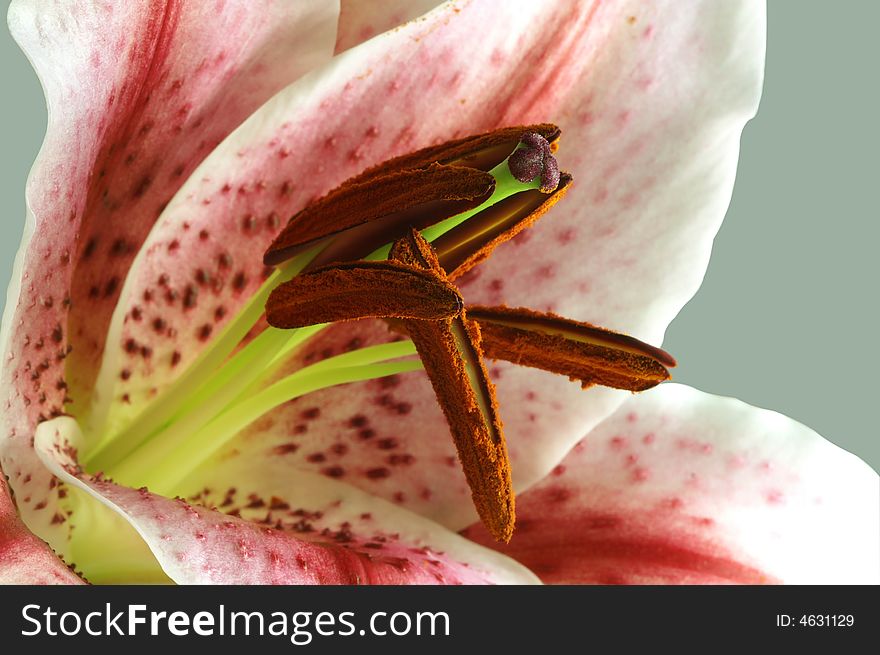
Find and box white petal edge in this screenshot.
[35,416,540,585]
[467,383,879,584]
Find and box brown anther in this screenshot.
[265,260,463,329]
[391,231,515,542]
[264,164,495,267]
[468,305,676,391]
[352,123,561,185]
[433,173,572,280]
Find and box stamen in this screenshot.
[433,173,572,279]
[468,305,676,391]
[390,230,515,543]
[266,260,463,329]
[264,164,495,266]
[263,124,564,270]
[351,123,561,184]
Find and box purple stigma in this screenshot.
[521,132,549,151]
[540,152,561,193]
[507,132,561,193]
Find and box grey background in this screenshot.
[1,2,877,472]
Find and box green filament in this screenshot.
[121,348,422,493]
[85,246,324,469]
[367,161,539,260]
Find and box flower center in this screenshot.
[77,126,672,544]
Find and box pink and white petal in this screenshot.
[9,414,174,583]
[35,417,538,584]
[335,0,446,53]
[0,472,83,584]
[1,0,337,547]
[2,0,338,419]
[94,0,764,529]
[463,384,880,585]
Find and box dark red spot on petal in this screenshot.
[241,214,257,232]
[83,238,98,259]
[183,285,198,309]
[301,407,320,420]
[366,467,390,480]
[132,175,153,198]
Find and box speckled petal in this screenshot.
[34,417,538,585]
[335,0,445,53]
[116,0,765,531]
[0,473,83,584]
[463,384,880,585]
[0,0,338,556]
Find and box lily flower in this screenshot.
[1,0,876,585]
